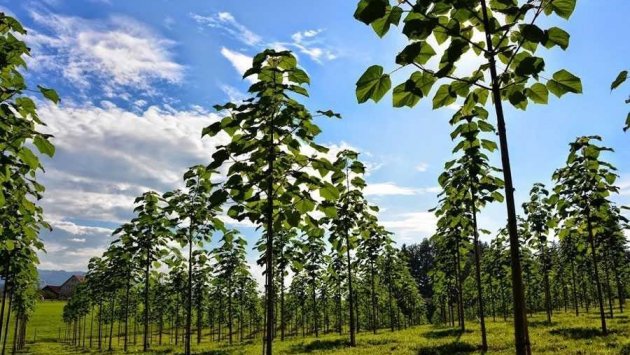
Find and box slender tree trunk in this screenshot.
[186,234,193,355]
[312,278,318,337]
[479,1,530,353]
[613,257,625,313]
[571,261,579,316]
[124,276,130,352]
[455,242,465,331]
[280,260,285,341]
[263,96,276,355]
[469,179,487,350]
[143,247,151,351]
[109,297,115,351]
[228,284,233,345]
[10,314,17,355]
[370,261,377,334]
[345,236,356,346]
[541,242,552,324]
[2,292,13,355]
[587,213,607,334]
[0,258,10,344]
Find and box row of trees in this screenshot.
[62,50,426,354]
[404,136,628,351]
[0,13,59,355]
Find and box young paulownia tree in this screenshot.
[353,1,582,352]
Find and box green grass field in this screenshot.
[10,301,630,354]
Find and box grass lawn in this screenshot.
[10,301,630,354]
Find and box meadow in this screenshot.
[14,301,630,354]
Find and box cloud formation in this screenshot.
[27,11,184,96]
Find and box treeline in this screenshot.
[61,50,426,355]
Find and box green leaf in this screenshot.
[33,136,55,157]
[432,84,456,109]
[354,0,388,25]
[289,68,310,85]
[18,147,40,170]
[395,42,436,66]
[38,85,60,104]
[611,70,628,91]
[551,0,577,19]
[392,72,434,108]
[520,24,544,43]
[546,69,582,97]
[526,83,549,104]
[544,27,570,50]
[356,65,391,103]
[319,183,340,201]
[5,240,15,251]
[371,6,403,37]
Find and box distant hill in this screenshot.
[38,269,86,287]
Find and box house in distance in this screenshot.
[41,274,85,300]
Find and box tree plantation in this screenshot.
[0,0,629,354]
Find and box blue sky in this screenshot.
[3,0,628,272]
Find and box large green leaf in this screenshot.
[432,84,456,109]
[526,83,549,104]
[33,136,55,157]
[544,27,570,50]
[551,0,577,19]
[38,85,60,104]
[395,42,436,66]
[356,65,391,103]
[546,69,582,97]
[354,0,388,25]
[371,6,403,37]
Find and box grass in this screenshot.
[8,301,630,354]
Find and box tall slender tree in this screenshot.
[353,2,582,352]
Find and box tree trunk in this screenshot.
[263,98,276,355]
[312,277,318,337]
[479,1,530,353]
[370,261,377,334]
[571,261,579,316]
[143,246,151,351]
[345,236,356,346]
[186,236,193,355]
[587,213,607,334]
[541,241,552,324]
[109,297,115,351]
[469,179,487,350]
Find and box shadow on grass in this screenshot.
[423,328,472,339]
[416,342,477,355]
[196,352,231,355]
[288,339,349,353]
[529,320,558,327]
[620,343,630,355]
[549,327,613,339]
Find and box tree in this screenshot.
[522,183,554,323]
[353,1,582,352]
[214,230,249,345]
[113,191,173,351]
[203,49,338,355]
[552,136,620,334]
[165,165,225,355]
[327,149,372,346]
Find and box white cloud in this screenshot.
[38,102,226,224]
[381,211,437,242]
[191,12,261,46]
[220,47,255,83]
[27,12,183,95]
[415,162,429,172]
[364,182,441,196]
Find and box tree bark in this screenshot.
[586,213,607,334]
[479,0,530,353]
